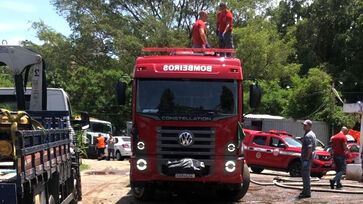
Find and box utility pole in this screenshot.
[331,82,335,136]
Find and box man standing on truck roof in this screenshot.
[216,3,234,57]
[95,134,106,160]
[330,127,348,189]
[192,10,209,48]
[298,120,316,199]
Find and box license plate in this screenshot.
[324,163,331,167]
[175,173,195,178]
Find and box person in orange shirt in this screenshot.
[192,10,209,48]
[95,133,106,160]
[216,3,234,57]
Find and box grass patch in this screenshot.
[80,164,90,171]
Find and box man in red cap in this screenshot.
[298,119,316,199]
[216,3,234,57]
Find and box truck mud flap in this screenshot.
[0,183,17,204]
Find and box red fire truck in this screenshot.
[117,48,261,201]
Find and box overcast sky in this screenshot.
[0,0,71,45]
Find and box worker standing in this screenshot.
[107,134,116,160]
[192,10,209,48]
[298,120,316,199]
[95,133,106,160]
[330,127,349,189]
[216,3,234,57]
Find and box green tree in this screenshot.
[0,66,13,87]
[234,19,300,82]
[284,68,332,119]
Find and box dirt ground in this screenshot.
[79,159,363,204]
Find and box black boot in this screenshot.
[329,179,334,189]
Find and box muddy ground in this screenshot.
[79,159,363,204]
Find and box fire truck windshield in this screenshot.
[136,79,238,119]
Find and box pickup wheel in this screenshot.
[219,164,250,201]
[116,151,124,161]
[251,167,264,174]
[289,161,301,177]
[130,182,154,201]
[311,172,324,178]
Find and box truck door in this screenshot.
[264,136,290,168]
[246,135,269,166]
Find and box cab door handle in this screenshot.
[266,150,272,153]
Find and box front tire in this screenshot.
[116,151,124,161]
[251,167,264,174]
[130,182,154,201]
[289,161,301,177]
[311,172,324,178]
[219,164,250,201]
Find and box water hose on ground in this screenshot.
[250,176,363,194]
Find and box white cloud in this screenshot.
[2,36,42,46]
[3,37,26,45]
[0,22,30,32]
[0,1,37,13]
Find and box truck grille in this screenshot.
[156,126,215,177]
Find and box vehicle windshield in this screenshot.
[122,137,131,142]
[316,139,325,147]
[284,137,302,148]
[346,135,356,143]
[0,95,31,110]
[136,79,238,117]
[91,123,112,134]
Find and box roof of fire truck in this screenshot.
[134,47,243,80]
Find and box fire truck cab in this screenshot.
[117,48,261,201]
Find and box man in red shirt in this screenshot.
[216,3,234,57]
[330,126,348,189]
[192,10,209,48]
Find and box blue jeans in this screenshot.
[192,44,203,48]
[332,155,346,185]
[108,149,115,160]
[218,31,234,57]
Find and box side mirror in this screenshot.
[279,143,287,149]
[116,80,127,105]
[250,83,261,109]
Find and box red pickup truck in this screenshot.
[243,129,332,177]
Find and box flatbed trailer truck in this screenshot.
[0,45,82,204]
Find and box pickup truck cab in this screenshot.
[243,129,332,177]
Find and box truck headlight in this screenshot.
[225,160,236,173]
[137,141,145,150]
[136,159,147,171]
[227,143,236,152]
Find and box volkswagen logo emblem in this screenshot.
[178,131,193,147]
